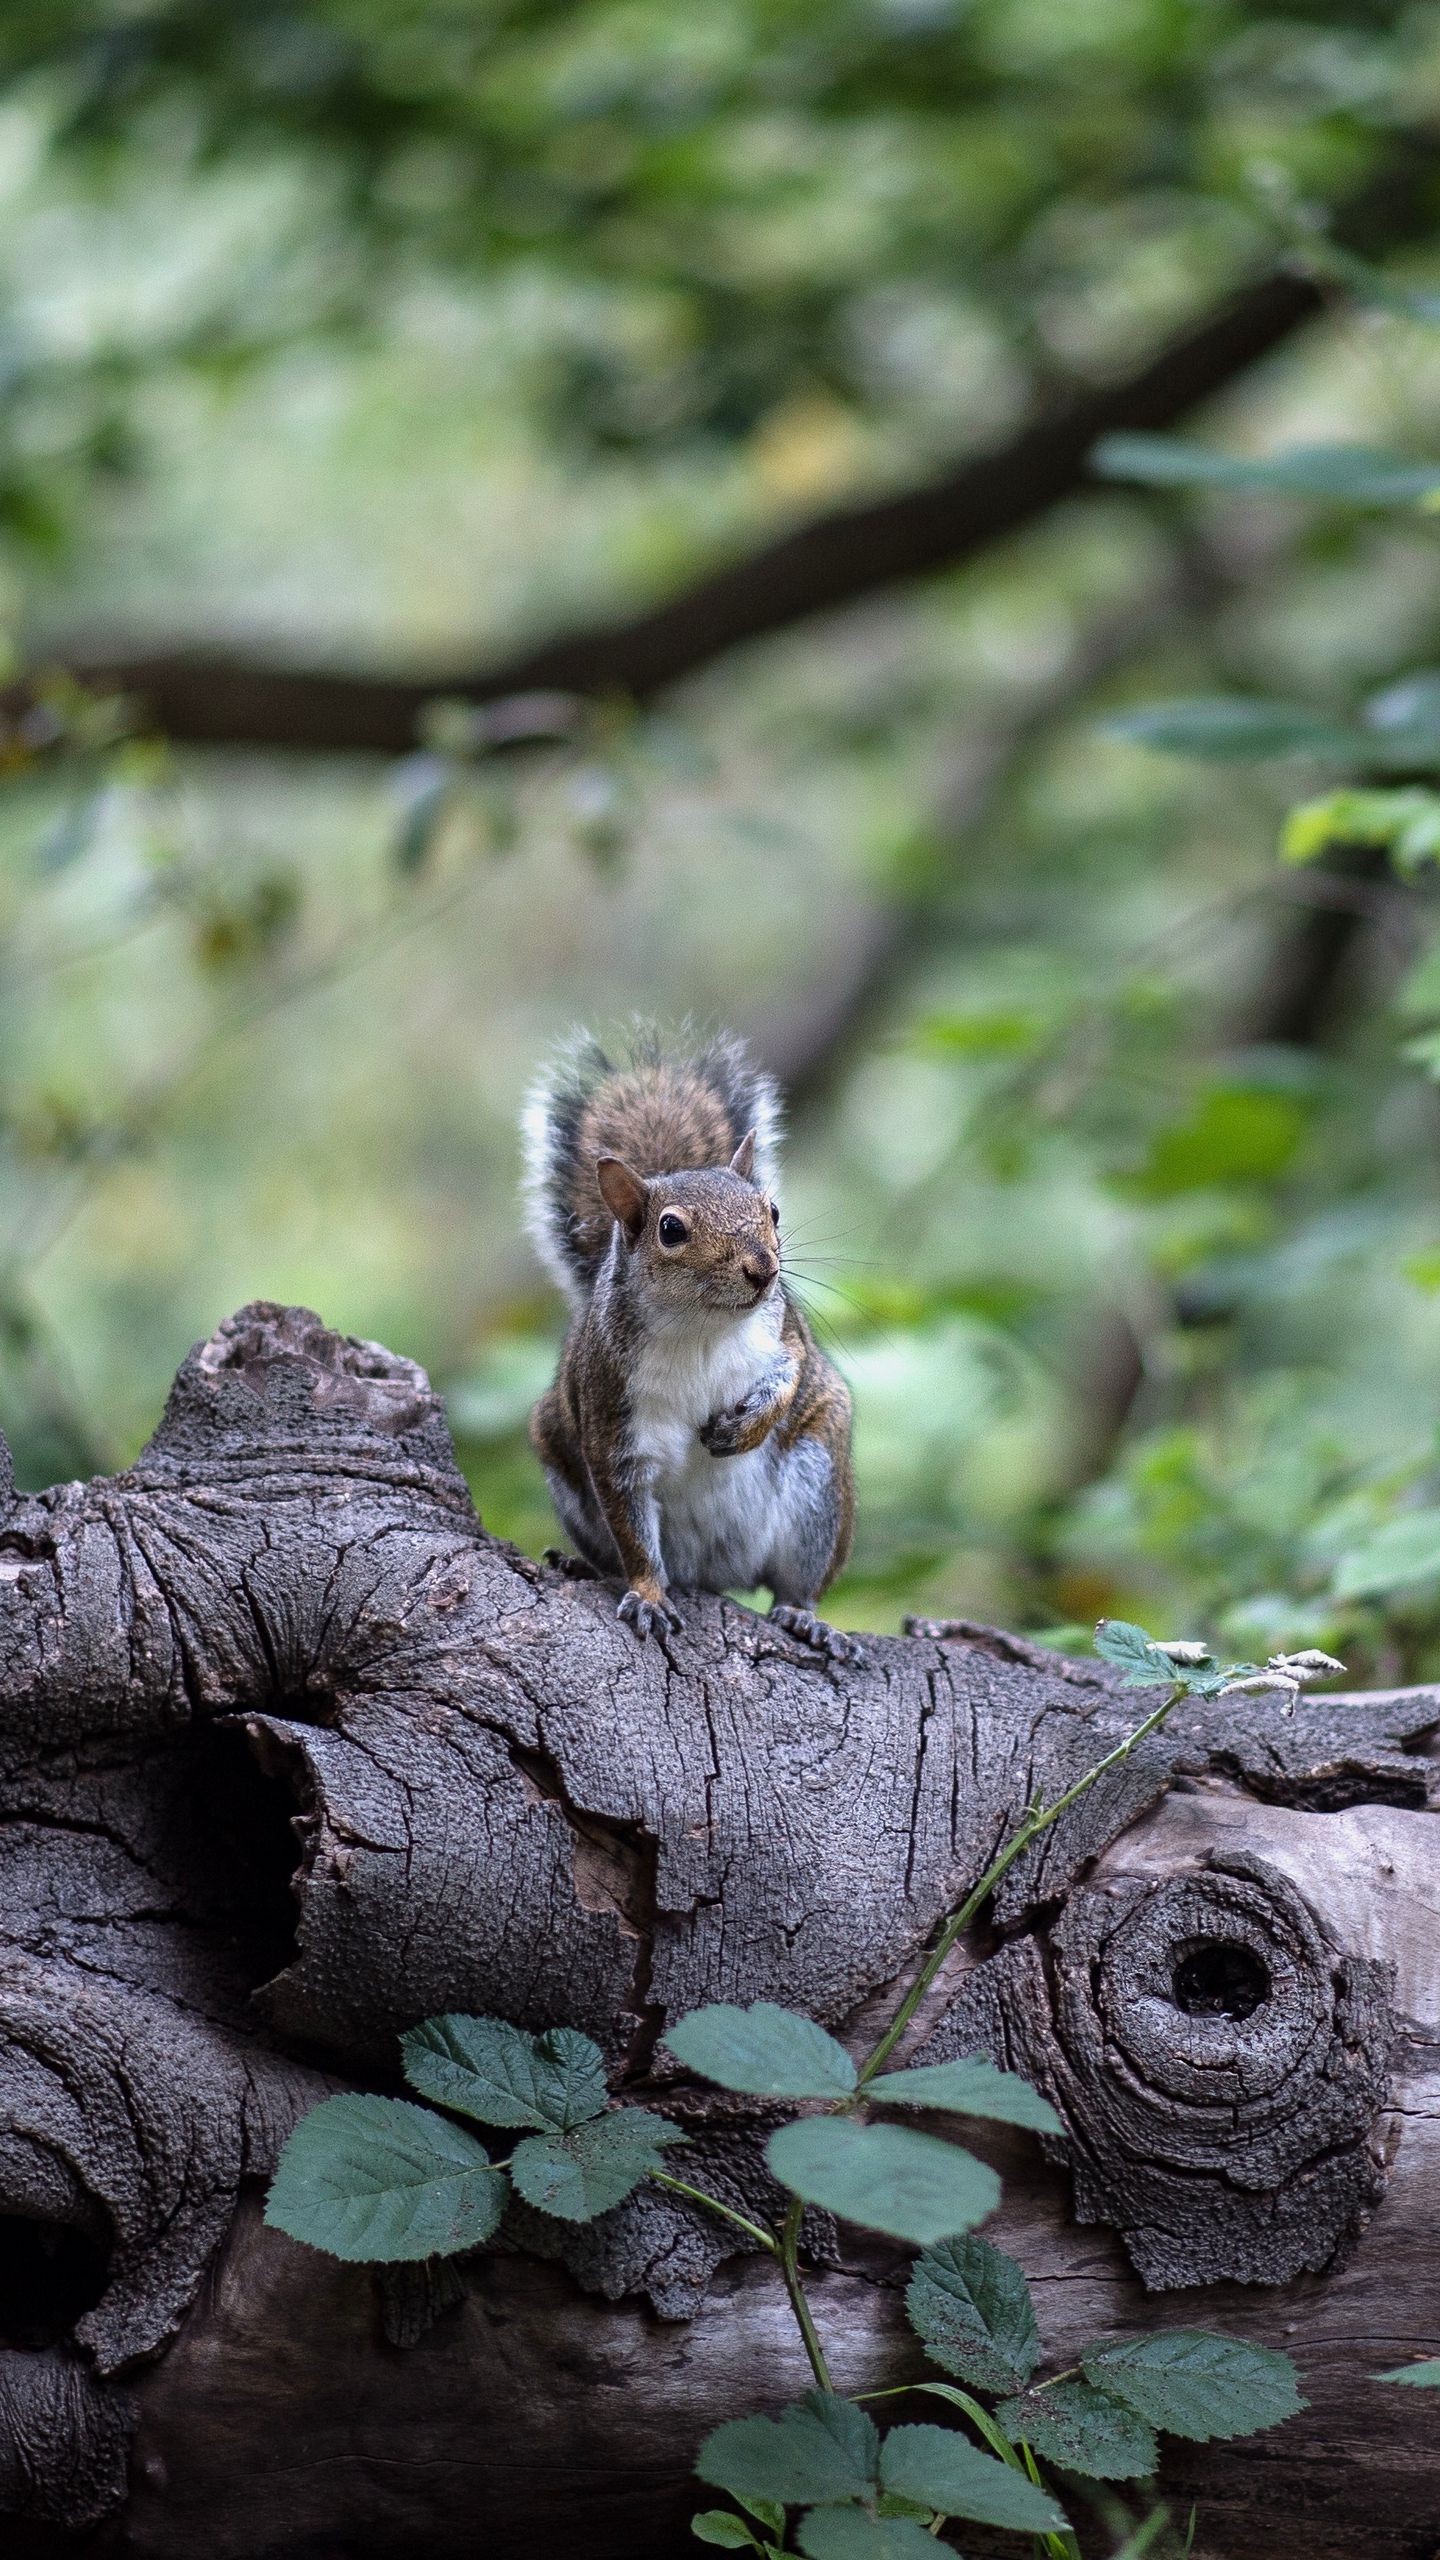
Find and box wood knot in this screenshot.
[926,1848,1395,2290]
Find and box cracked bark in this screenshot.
[0,1303,1436,2559]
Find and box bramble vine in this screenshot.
[265,1620,1348,2556]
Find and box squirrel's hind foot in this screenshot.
[618,1587,684,1639]
[544,1547,601,1581]
[769,1602,863,1666]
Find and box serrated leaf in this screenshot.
[733,2493,786,2532]
[1374,2359,1440,2385]
[665,2002,857,2099]
[767,2119,999,2246]
[1083,2332,1305,2442]
[691,2513,760,2548]
[697,2394,879,2507]
[401,2014,609,2131]
[264,2094,506,2262]
[1094,434,1440,509]
[796,2510,938,2560]
[509,2106,684,2220]
[996,2382,1158,2479]
[868,2056,1061,2133]
[905,2234,1040,2392]
[879,2424,1067,2531]
[1331,1507,1440,1600]
[1104,696,1360,763]
[1092,1619,1174,1686]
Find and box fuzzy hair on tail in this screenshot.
[521,1022,783,1302]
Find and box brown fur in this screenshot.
[523,1034,857,1654]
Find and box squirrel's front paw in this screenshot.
[699,1389,769,1457]
[769,1603,863,1666]
[618,1586,684,1639]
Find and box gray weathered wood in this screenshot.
[0,1303,1435,2555]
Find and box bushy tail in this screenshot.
[521,1022,782,1302]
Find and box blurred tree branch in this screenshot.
[6,139,1436,757]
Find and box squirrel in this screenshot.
[521,1025,858,1660]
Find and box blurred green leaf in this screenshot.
[1332,1506,1440,1599]
[795,2511,937,2560]
[1282,788,1440,869]
[1095,436,1440,508]
[1105,698,1359,762]
[1123,1086,1307,1198]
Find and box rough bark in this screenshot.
[8,137,1437,756]
[0,1303,1436,2557]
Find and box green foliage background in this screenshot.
[6,0,1440,1674]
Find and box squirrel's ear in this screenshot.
[596,1154,649,1240]
[729,1129,757,1180]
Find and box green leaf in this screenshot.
[264,2094,507,2263]
[697,2394,879,2508]
[868,2056,1061,2134]
[1104,696,1360,763]
[732,2494,787,2533]
[1094,434,1440,509]
[1282,787,1440,871]
[1125,1085,1307,1197]
[691,2513,760,2548]
[665,2002,858,2099]
[913,1008,1044,1058]
[879,2423,1067,2531]
[1374,2359,1440,2386]
[766,2119,999,2246]
[401,2015,609,2132]
[796,2510,939,2560]
[996,2382,1158,2479]
[509,2106,684,2220]
[731,2494,786,2533]
[1092,1619,1176,1688]
[905,2234,1040,2392]
[1082,2332,1305,2442]
[1331,1506,1440,1600]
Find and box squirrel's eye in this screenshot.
[658,1213,688,1248]
[769,1199,780,1225]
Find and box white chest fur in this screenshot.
[626,1299,788,1590]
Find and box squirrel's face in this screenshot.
[595,1140,781,1315]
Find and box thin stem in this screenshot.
[779,2196,833,2392]
[648,2170,780,2256]
[858,1684,1184,2084]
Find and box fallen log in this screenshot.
[0,1302,1435,2557]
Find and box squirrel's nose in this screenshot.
[742,1252,779,1291]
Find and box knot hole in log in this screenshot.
[933,1847,1395,2289]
